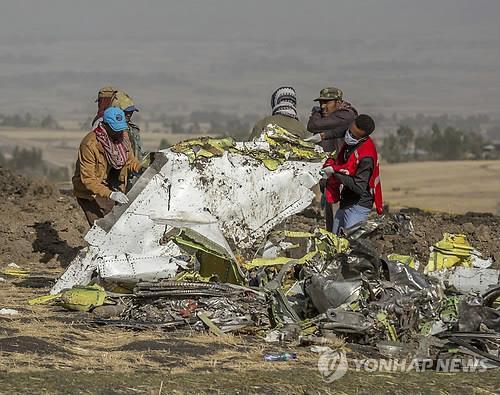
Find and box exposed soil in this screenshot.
[370,208,500,267]
[2,164,499,272]
[288,205,500,268]
[114,339,224,356]
[0,166,87,268]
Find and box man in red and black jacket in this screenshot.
[321,114,383,235]
[306,87,358,232]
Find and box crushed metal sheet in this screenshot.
[429,266,500,294]
[38,127,500,366]
[426,233,473,272]
[30,284,107,312]
[53,136,323,293]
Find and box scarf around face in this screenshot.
[93,123,129,170]
[271,86,298,119]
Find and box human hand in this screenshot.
[320,166,335,179]
[304,134,322,144]
[322,166,335,177]
[110,191,129,204]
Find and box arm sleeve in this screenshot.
[333,157,374,197]
[124,132,143,173]
[307,110,355,140]
[249,120,264,141]
[127,151,143,174]
[307,112,332,134]
[78,143,113,198]
[130,127,148,160]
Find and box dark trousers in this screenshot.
[77,197,114,227]
[319,179,334,233]
[325,202,334,233]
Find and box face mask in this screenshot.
[344,130,362,146]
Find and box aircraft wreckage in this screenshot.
[52,125,325,293]
[43,125,500,367]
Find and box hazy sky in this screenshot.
[0,0,498,118]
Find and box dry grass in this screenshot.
[382,160,500,214]
[1,268,499,393]
[0,268,321,375]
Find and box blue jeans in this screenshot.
[332,204,371,235]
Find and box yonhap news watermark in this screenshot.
[318,350,489,383]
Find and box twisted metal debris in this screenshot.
[41,126,500,366]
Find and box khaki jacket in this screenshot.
[249,114,307,141]
[72,131,141,200]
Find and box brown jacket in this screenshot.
[307,105,358,152]
[72,131,141,200]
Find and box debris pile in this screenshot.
[28,126,500,366]
[118,281,269,333]
[365,210,500,266]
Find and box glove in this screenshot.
[109,191,129,205]
[319,166,335,179]
[304,134,322,144]
[322,166,335,177]
[312,106,322,113]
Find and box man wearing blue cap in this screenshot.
[72,107,143,226]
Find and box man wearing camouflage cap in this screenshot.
[92,86,118,127]
[306,87,358,232]
[307,87,358,152]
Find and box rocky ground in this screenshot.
[0,166,499,394]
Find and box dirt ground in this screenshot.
[1,166,500,394]
[0,167,87,267]
[370,208,500,267]
[293,205,500,268]
[382,160,500,214]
